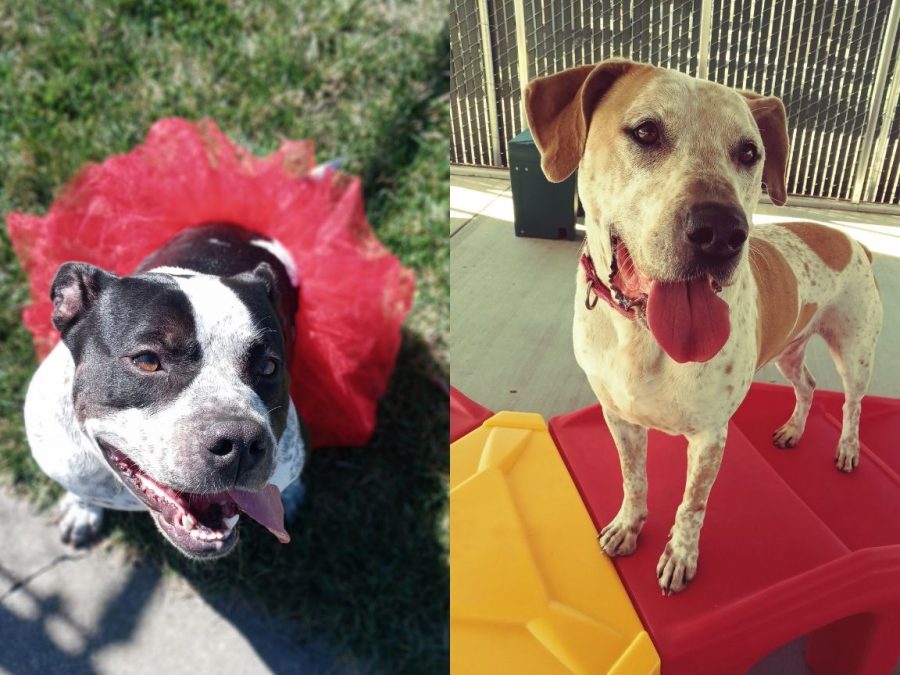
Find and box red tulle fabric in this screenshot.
[7,118,415,448]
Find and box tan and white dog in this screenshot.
[525,59,882,594]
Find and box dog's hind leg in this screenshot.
[772,337,816,449]
[598,409,648,557]
[822,277,882,472]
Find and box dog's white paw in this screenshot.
[598,512,646,557]
[57,493,104,547]
[280,479,306,522]
[835,441,860,473]
[772,421,803,448]
[656,541,698,595]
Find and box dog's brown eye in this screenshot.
[259,357,278,377]
[133,353,161,372]
[738,142,759,165]
[632,121,659,146]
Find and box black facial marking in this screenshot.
[68,276,202,421]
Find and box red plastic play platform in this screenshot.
[550,382,900,674]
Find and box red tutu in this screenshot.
[7,118,415,448]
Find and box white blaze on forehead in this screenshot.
[148,267,269,420]
[168,273,260,349]
[250,238,298,287]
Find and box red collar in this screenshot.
[580,252,636,318]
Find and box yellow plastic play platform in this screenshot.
[450,412,660,674]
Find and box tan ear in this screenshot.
[740,92,790,206]
[525,60,640,183]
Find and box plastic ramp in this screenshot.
[450,411,660,674]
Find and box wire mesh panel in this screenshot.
[707,0,895,202]
[863,37,900,205]
[450,0,900,206]
[488,0,523,166]
[524,0,702,79]
[869,101,900,204]
[450,0,494,165]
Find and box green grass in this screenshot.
[0,1,448,672]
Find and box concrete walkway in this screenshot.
[0,487,347,675]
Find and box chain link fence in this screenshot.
[450,0,900,208]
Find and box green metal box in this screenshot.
[508,129,579,240]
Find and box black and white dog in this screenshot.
[24,223,307,559]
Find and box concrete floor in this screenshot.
[0,487,354,674]
[451,171,900,418]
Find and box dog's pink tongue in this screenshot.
[227,485,290,544]
[646,278,730,363]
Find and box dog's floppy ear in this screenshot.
[51,262,118,337]
[247,262,281,306]
[525,59,641,182]
[740,91,790,206]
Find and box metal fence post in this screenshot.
[477,0,502,166]
[863,16,900,201]
[696,0,714,79]
[851,0,900,204]
[512,0,530,120]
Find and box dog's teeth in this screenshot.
[188,525,228,542]
[181,513,197,530]
[223,515,239,531]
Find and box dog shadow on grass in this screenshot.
[103,328,449,674]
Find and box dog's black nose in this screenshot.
[685,202,749,262]
[206,420,272,481]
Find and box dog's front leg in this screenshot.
[657,428,727,594]
[599,409,648,556]
[57,492,104,546]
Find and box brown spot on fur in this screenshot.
[726,385,734,395]
[724,363,733,374]
[781,221,852,271]
[750,238,819,369]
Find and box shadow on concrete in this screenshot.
[0,555,159,674]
